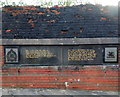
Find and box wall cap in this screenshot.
[0,38,119,45]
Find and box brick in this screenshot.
[2,5,118,39]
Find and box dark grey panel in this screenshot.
[19,45,103,65]
[63,45,103,65]
[20,46,62,65]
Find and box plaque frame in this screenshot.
[4,47,19,64]
[104,47,118,63]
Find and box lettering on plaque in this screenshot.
[25,49,56,58]
[68,49,96,61]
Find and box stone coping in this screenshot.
[0,38,119,45]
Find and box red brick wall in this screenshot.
[1,45,120,91]
[2,66,119,91]
[0,46,4,65]
[0,46,4,85]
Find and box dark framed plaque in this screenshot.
[104,47,118,63]
[63,45,103,65]
[20,46,62,65]
[5,47,19,63]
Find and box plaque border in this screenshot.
[4,46,19,64]
[103,47,118,63]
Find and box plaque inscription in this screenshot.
[25,50,56,58]
[68,49,96,61]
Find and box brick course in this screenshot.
[2,66,119,90]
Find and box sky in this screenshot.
[0,0,119,6]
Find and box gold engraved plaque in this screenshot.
[68,49,96,61]
[20,46,62,65]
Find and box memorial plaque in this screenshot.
[4,45,118,65]
[20,46,62,65]
[63,46,103,65]
[104,47,118,62]
[5,47,19,63]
